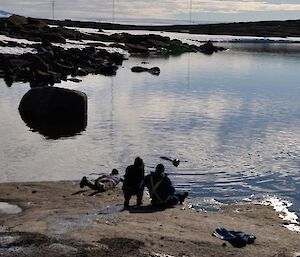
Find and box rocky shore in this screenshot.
[0,181,299,257]
[0,14,225,88]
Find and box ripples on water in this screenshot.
[0,43,300,223]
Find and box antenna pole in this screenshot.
[52,0,55,20]
[112,0,115,23]
[189,0,192,25]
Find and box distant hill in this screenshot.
[0,10,12,17]
[43,17,300,37]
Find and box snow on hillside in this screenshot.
[0,10,12,18]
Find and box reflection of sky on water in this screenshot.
[0,45,299,217]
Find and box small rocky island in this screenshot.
[0,14,226,88]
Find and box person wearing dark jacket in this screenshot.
[144,164,188,206]
[122,157,145,208]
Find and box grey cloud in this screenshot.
[1,0,300,22]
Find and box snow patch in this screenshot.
[0,10,11,18]
[0,202,22,214]
[262,196,300,232]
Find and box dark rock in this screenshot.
[18,87,88,139]
[5,41,23,48]
[148,38,170,48]
[0,69,4,78]
[52,26,76,40]
[125,43,150,55]
[167,39,197,55]
[131,66,148,73]
[48,71,61,85]
[40,32,66,43]
[30,70,51,87]
[108,43,127,50]
[30,55,49,73]
[52,61,74,76]
[68,78,82,83]
[7,58,30,71]
[41,39,53,47]
[198,41,226,55]
[7,14,27,27]
[25,17,48,31]
[148,67,160,75]
[88,42,106,48]
[109,52,125,65]
[77,68,89,77]
[131,66,160,75]
[95,63,117,76]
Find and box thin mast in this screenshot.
[52,0,55,20]
[189,0,192,25]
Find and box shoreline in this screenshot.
[0,181,299,257]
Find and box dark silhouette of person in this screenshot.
[122,157,145,208]
[80,169,121,192]
[144,164,188,207]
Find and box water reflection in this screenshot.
[19,118,87,139]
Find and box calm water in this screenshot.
[0,44,300,217]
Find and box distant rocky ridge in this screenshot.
[0,14,225,87]
[43,17,300,38]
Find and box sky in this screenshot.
[1,0,300,24]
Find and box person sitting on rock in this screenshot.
[122,157,145,208]
[80,169,121,192]
[144,164,188,207]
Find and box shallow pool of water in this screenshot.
[0,43,299,220]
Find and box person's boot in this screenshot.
[124,198,130,209]
[178,192,189,204]
[136,199,143,206]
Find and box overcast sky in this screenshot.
[1,0,300,23]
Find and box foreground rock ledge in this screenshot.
[0,181,299,257]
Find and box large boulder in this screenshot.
[19,87,87,138]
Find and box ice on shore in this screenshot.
[262,196,300,232]
[0,202,22,214]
